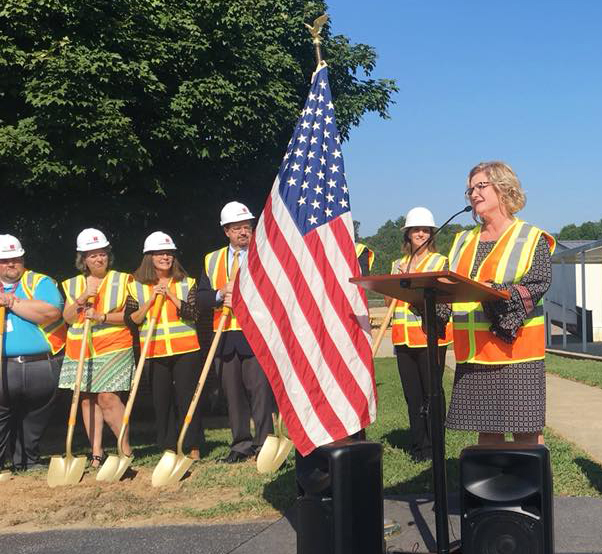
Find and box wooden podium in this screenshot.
[350,271,509,554]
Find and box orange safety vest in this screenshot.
[20,270,67,355]
[355,243,375,271]
[390,253,452,347]
[204,247,242,332]
[127,277,199,358]
[449,219,556,365]
[62,271,133,359]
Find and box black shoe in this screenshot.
[218,451,252,464]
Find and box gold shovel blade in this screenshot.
[152,450,195,487]
[47,454,87,488]
[96,454,133,483]
[256,434,280,474]
[0,470,11,483]
[272,437,294,469]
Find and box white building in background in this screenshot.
[548,239,602,350]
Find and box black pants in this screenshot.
[395,345,447,456]
[0,355,61,469]
[216,352,275,455]
[147,350,205,452]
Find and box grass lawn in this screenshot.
[143,358,602,520]
[546,352,602,389]
[11,357,601,530]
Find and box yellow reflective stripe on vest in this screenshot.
[20,270,66,354]
[130,278,198,355]
[449,221,548,363]
[391,253,449,346]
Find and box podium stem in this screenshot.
[423,287,450,554]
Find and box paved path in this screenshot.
[547,372,602,463]
[4,496,602,553]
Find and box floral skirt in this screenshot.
[445,361,545,433]
[59,348,135,393]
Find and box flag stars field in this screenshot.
[233,63,376,454]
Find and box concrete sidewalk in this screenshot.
[4,495,602,553]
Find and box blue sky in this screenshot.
[326,0,602,236]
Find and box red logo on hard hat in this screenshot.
[9,244,15,250]
[93,236,98,242]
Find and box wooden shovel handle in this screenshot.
[371,299,396,357]
[115,294,164,455]
[0,306,5,338]
[175,311,229,456]
[65,295,96,457]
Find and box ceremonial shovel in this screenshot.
[0,307,10,483]
[96,295,164,483]
[256,413,293,473]
[48,296,95,487]
[151,309,229,487]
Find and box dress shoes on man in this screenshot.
[218,450,252,464]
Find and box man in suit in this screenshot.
[197,202,275,463]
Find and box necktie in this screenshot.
[230,250,240,280]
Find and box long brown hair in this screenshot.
[401,228,437,256]
[132,253,188,285]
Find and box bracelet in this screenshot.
[102,313,107,323]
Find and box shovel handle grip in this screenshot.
[151,293,165,319]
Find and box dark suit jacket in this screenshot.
[196,270,254,358]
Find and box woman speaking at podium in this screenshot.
[446,161,555,445]
[390,207,452,462]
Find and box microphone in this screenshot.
[403,205,472,273]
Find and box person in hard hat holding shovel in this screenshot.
[388,208,452,462]
[125,232,205,460]
[0,234,66,471]
[197,202,275,464]
[58,229,135,468]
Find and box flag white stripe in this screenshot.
[256,189,363,429]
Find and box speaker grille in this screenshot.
[466,510,541,554]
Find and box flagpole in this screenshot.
[304,14,329,65]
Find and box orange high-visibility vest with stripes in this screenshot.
[62,271,133,359]
[355,243,375,271]
[20,270,67,355]
[390,253,453,347]
[448,219,555,365]
[128,277,199,358]
[204,247,242,332]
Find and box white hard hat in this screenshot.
[402,207,437,230]
[143,231,177,253]
[76,228,110,252]
[0,234,25,259]
[220,201,255,226]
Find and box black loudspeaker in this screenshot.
[460,445,554,554]
[296,439,384,554]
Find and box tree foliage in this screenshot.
[558,220,602,241]
[0,0,397,278]
[358,218,474,276]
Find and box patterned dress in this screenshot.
[445,236,552,433]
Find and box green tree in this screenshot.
[558,220,602,241]
[358,217,475,276]
[0,0,397,277]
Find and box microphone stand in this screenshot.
[404,206,473,274]
[398,205,471,554]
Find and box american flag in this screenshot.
[232,63,377,456]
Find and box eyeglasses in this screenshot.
[228,225,252,233]
[152,251,175,258]
[465,182,493,198]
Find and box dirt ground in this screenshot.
[0,465,278,534]
[0,389,281,534]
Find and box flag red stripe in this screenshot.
[305,225,375,400]
[262,197,370,424]
[246,207,348,439]
[231,288,316,455]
